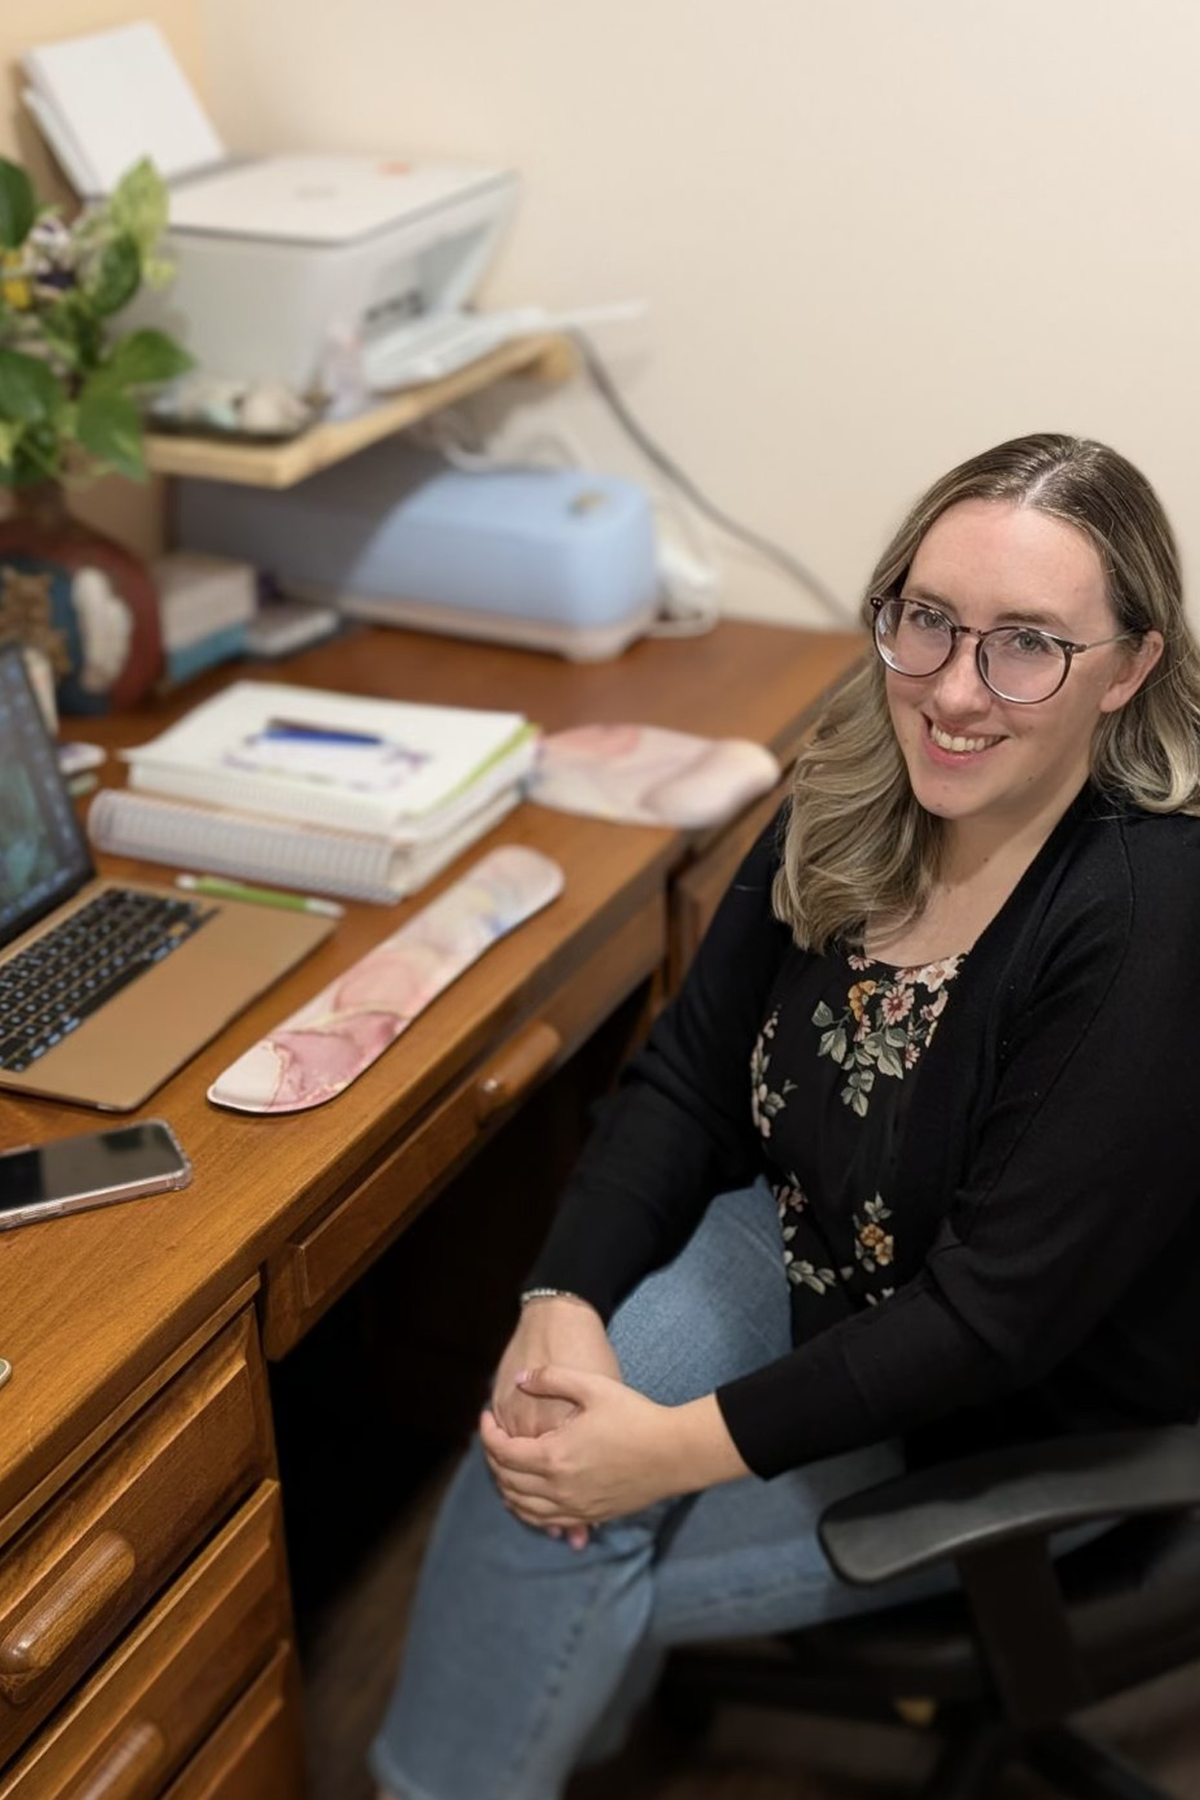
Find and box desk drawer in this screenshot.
[0,1315,272,1767]
[264,889,664,1355]
[162,1646,301,1800]
[0,1483,289,1800]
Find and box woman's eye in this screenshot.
[1006,629,1055,657]
[910,607,948,633]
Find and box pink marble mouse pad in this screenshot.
[208,845,564,1114]
[529,724,780,829]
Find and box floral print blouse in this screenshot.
[751,947,965,1336]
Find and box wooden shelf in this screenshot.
[143,332,577,489]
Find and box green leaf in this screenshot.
[140,253,175,292]
[0,160,36,250]
[85,233,141,316]
[36,294,93,370]
[76,380,144,480]
[9,419,66,484]
[0,418,19,469]
[811,1001,834,1027]
[104,328,192,388]
[0,346,66,423]
[107,158,169,258]
[52,296,105,370]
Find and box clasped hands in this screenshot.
[483,1294,747,1547]
[484,1361,681,1545]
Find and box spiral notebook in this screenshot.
[88,784,522,904]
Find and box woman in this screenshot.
[371,433,1200,1800]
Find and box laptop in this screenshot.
[0,644,334,1112]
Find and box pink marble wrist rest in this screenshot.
[529,724,780,828]
[208,845,564,1114]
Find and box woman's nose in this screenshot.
[930,633,991,713]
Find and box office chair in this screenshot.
[659,1426,1200,1799]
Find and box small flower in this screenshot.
[858,1221,895,1266]
[846,952,873,972]
[847,980,878,1022]
[913,956,962,991]
[774,1175,807,1216]
[880,985,914,1025]
[1,251,31,310]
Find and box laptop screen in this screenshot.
[0,642,93,950]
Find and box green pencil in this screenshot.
[176,873,344,918]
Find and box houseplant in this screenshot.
[0,155,192,712]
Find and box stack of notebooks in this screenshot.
[88,680,538,903]
[154,552,258,690]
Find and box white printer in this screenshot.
[22,21,518,395]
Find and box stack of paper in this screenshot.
[89,680,537,903]
[21,21,225,198]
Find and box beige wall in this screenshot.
[8,3,1200,625]
[192,0,1200,628]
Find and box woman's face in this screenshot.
[884,498,1162,845]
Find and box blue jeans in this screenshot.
[369,1178,957,1800]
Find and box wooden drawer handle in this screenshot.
[0,1531,137,1701]
[71,1721,167,1800]
[474,1021,562,1122]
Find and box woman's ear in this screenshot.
[1099,630,1165,714]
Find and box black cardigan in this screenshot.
[527,785,1200,1478]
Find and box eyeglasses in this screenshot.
[870,596,1136,704]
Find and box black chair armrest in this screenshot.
[819,1425,1200,1587]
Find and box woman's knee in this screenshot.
[608,1180,790,1406]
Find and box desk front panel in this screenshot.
[0,1482,292,1800]
[0,1314,273,1770]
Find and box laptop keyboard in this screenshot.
[0,889,211,1073]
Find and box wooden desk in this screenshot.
[0,620,863,1799]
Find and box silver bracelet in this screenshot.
[519,1286,584,1308]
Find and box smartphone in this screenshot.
[0,1120,192,1232]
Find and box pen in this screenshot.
[176,874,345,918]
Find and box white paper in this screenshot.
[23,20,225,196]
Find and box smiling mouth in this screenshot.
[927,719,1005,755]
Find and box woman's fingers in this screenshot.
[479,1408,546,1468]
[480,1406,591,1542]
[487,1460,565,1507]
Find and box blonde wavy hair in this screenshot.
[774,433,1200,951]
